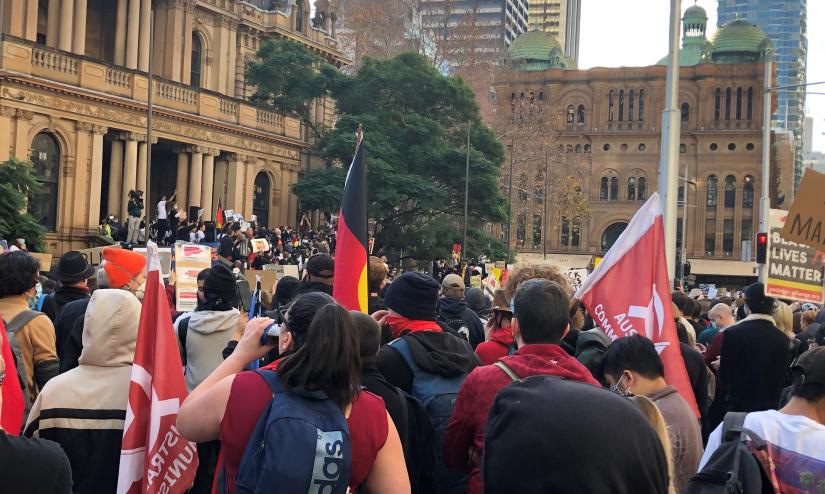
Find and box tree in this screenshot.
[0,158,46,252]
[292,52,507,261]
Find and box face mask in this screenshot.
[133,280,146,301]
[609,374,633,397]
[28,283,42,309]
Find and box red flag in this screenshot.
[575,193,699,417]
[215,199,224,229]
[0,320,24,434]
[117,242,198,494]
[333,136,369,312]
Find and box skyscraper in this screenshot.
[717,0,808,187]
[527,0,581,65]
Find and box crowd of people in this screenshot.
[1,242,824,494]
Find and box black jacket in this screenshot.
[53,298,90,374]
[41,286,90,322]
[680,342,710,418]
[438,298,485,350]
[295,281,333,296]
[720,314,790,412]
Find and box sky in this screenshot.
[578,0,825,153]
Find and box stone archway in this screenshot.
[252,171,271,228]
[601,221,628,251]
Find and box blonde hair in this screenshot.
[630,396,677,494]
[772,301,794,339]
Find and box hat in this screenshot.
[465,287,486,312]
[491,288,512,314]
[792,347,825,386]
[801,303,819,313]
[743,282,774,313]
[102,247,146,289]
[442,273,464,290]
[306,254,335,279]
[51,251,95,283]
[384,272,440,321]
[203,265,237,296]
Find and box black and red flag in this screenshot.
[333,129,368,312]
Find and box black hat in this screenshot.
[792,347,825,386]
[384,272,440,321]
[483,376,669,494]
[203,265,236,296]
[51,251,95,283]
[743,282,774,314]
[306,254,335,279]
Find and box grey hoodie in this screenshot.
[175,309,240,392]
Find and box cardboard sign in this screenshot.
[781,168,825,251]
[244,269,278,294]
[29,252,53,272]
[251,238,270,253]
[562,268,588,292]
[77,245,120,267]
[224,209,234,221]
[174,243,212,312]
[766,209,824,303]
[470,275,482,288]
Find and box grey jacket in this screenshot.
[175,309,240,392]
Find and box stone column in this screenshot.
[46,0,60,48]
[163,3,184,81]
[73,122,93,229]
[174,147,189,211]
[88,126,107,229]
[181,1,194,85]
[201,151,216,221]
[137,140,148,194]
[72,0,87,55]
[188,147,203,210]
[114,0,128,66]
[226,22,237,97]
[126,0,140,69]
[137,0,151,71]
[279,164,290,226]
[0,107,16,162]
[108,139,124,217]
[215,19,229,93]
[122,134,139,218]
[13,110,33,161]
[25,0,39,41]
[58,0,74,52]
[225,153,244,212]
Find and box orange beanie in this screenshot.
[102,247,146,289]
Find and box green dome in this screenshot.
[508,30,571,71]
[710,19,771,63]
[683,4,708,22]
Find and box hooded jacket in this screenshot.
[438,298,485,349]
[175,308,240,392]
[25,289,140,494]
[444,344,600,494]
[474,326,514,365]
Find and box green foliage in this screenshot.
[293,52,507,261]
[0,158,46,252]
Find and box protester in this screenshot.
[474,289,515,365]
[700,347,825,489]
[0,252,59,415]
[53,268,107,374]
[156,190,176,245]
[630,395,677,494]
[25,289,140,493]
[438,273,485,349]
[40,251,95,322]
[464,287,487,320]
[0,348,73,493]
[177,293,410,493]
[298,253,335,295]
[445,279,600,494]
[601,334,703,492]
[368,256,387,314]
[799,307,821,345]
[672,292,697,347]
[483,375,670,494]
[126,190,143,244]
[719,282,790,413]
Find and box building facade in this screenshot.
[718,0,808,188]
[526,0,580,66]
[0,0,345,254]
[493,8,795,282]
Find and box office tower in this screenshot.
[527,0,581,66]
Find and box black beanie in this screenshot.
[384,272,440,321]
[204,265,236,296]
[744,282,774,314]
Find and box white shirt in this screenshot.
[700,409,825,491]
[157,200,167,220]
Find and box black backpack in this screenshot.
[687,412,772,494]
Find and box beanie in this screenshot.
[744,282,774,314]
[384,272,440,321]
[102,247,146,289]
[203,265,236,297]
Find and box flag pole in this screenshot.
[463,120,470,260]
[145,4,155,241]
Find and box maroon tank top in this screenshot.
[218,371,388,494]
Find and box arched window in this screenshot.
[599,177,609,201]
[28,132,60,231]
[638,89,645,121]
[295,0,305,32]
[681,102,690,122]
[571,217,580,247]
[724,175,736,208]
[518,173,528,202]
[714,88,721,121]
[534,174,544,204]
[602,222,628,251]
[706,175,718,207]
[566,144,574,153]
[628,90,635,121]
[637,177,647,201]
[627,177,636,201]
[725,87,732,121]
[190,32,203,88]
[608,90,614,122]
[575,144,583,153]
[577,104,585,123]
[532,215,542,249]
[747,87,754,120]
[618,90,625,122]
[584,144,591,153]
[561,216,570,246]
[736,87,742,120]
[610,176,619,200]
[566,105,575,124]
[517,214,526,246]
[678,184,685,203]
[743,175,754,208]
[252,172,271,228]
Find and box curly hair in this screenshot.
[503,264,572,301]
[0,252,40,297]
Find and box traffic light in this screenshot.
[755,232,768,264]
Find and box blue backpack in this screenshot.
[234,370,352,494]
[389,336,469,494]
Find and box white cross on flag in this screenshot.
[576,193,699,417]
[117,241,198,494]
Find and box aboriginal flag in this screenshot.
[215,199,224,228]
[333,137,368,312]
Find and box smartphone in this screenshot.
[235,279,253,311]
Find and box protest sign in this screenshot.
[283,264,300,280]
[470,275,482,288]
[197,208,204,219]
[78,245,119,267]
[766,209,824,304]
[780,168,825,251]
[29,252,52,272]
[250,214,257,224]
[244,269,278,293]
[223,209,234,221]
[251,238,270,253]
[562,268,588,292]
[133,247,171,277]
[174,243,211,311]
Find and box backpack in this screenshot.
[388,336,468,494]
[686,412,770,494]
[3,310,44,416]
[233,370,352,494]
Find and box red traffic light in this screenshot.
[756,232,768,263]
[756,232,767,245]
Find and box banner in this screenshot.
[766,209,824,304]
[174,243,212,312]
